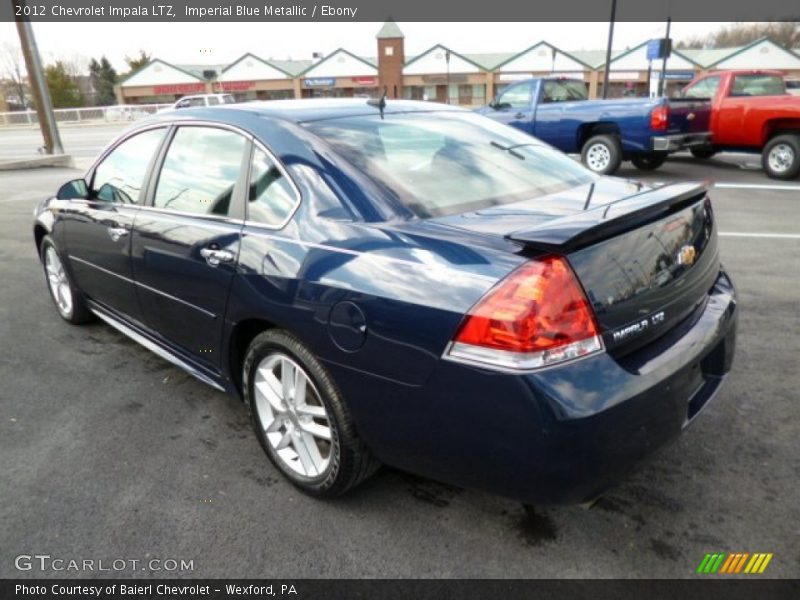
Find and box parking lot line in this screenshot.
[719,232,800,239]
[714,183,800,192]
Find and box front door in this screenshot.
[63,127,168,323]
[130,125,249,371]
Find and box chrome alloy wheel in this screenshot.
[768,143,795,174]
[45,246,73,317]
[254,353,333,478]
[586,143,611,172]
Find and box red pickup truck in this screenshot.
[680,70,800,179]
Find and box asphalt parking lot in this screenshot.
[0,125,798,579]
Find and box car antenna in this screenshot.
[367,86,387,119]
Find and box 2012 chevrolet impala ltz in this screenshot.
[33,99,737,504]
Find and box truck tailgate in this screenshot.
[666,98,711,134]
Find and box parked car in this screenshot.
[679,70,800,179]
[477,77,712,175]
[33,100,737,505]
[168,93,237,110]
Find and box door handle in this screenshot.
[200,247,235,267]
[107,227,129,242]
[515,112,526,119]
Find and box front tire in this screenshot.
[243,329,379,497]
[40,235,92,324]
[631,153,667,171]
[762,134,800,180]
[581,134,622,175]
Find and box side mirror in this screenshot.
[488,99,498,109]
[56,178,89,200]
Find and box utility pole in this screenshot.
[445,50,451,104]
[15,3,63,154]
[601,0,617,99]
[657,17,672,97]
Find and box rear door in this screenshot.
[130,124,250,371]
[63,126,167,322]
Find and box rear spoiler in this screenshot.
[506,181,710,252]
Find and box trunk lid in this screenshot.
[432,179,720,355]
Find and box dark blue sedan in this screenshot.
[33,99,737,504]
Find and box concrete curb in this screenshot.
[0,154,75,171]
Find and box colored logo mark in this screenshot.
[697,552,773,574]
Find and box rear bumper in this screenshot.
[652,132,712,152]
[328,269,737,505]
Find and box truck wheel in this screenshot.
[581,135,622,175]
[690,147,716,159]
[631,153,667,171]
[762,135,800,180]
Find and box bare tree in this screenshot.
[1,41,28,108]
[677,21,800,50]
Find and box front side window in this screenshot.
[305,111,594,218]
[207,96,220,105]
[496,82,532,109]
[92,127,166,204]
[731,75,786,97]
[247,147,299,227]
[153,127,247,216]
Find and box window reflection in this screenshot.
[154,127,246,216]
[92,128,165,204]
[247,147,298,227]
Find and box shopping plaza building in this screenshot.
[115,21,800,106]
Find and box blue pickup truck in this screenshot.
[477,77,711,175]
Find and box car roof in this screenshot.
[163,98,467,124]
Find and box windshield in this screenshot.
[304,111,594,218]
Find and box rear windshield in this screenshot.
[731,75,786,96]
[304,111,593,218]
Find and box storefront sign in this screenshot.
[661,71,697,80]
[153,83,205,94]
[220,80,256,91]
[609,72,641,81]
[421,74,468,84]
[352,76,377,86]
[304,78,336,87]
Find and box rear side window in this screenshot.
[247,147,299,227]
[92,127,166,204]
[731,75,786,96]
[542,80,588,103]
[153,127,247,216]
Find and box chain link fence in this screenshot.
[0,104,173,127]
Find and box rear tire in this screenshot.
[690,147,716,159]
[762,134,800,180]
[243,329,379,498]
[630,153,667,171]
[581,134,622,175]
[40,235,92,324]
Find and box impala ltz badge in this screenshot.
[612,311,666,343]
[677,244,697,266]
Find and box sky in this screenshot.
[0,21,733,73]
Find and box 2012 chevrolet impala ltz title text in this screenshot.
[33,99,737,504]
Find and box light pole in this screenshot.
[14,2,63,154]
[601,0,617,99]
[658,17,672,97]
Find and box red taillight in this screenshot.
[650,105,669,131]
[447,256,603,370]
